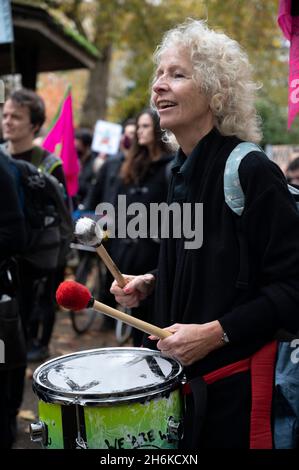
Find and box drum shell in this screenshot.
[37,388,182,449]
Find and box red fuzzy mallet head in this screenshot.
[56,280,92,310]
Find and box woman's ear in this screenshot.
[31,124,40,136]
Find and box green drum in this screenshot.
[30,347,184,449]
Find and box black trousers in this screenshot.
[18,261,57,347]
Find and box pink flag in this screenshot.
[278,0,299,128]
[43,88,79,196]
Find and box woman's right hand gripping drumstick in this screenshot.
[110,273,155,309]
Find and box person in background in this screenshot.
[2,89,66,186]
[92,151,109,175]
[111,19,299,448]
[1,88,68,362]
[0,149,26,448]
[88,109,173,343]
[74,128,95,209]
[117,118,136,160]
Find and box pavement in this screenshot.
[13,308,131,449]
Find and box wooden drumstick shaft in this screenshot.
[96,244,127,288]
[93,299,172,339]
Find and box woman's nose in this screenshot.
[152,75,169,94]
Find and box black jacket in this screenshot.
[0,153,26,262]
[0,151,26,370]
[144,128,299,379]
[77,153,95,207]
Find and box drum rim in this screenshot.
[32,347,184,406]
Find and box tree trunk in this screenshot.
[80,44,112,128]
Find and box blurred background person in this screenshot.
[74,128,95,210]
[1,88,69,363]
[92,151,108,175]
[117,118,136,160]
[87,108,173,344]
[0,148,26,448]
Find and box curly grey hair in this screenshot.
[152,18,262,144]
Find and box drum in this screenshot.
[30,347,184,449]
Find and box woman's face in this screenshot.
[152,46,213,145]
[137,113,155,147]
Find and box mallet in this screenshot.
[56,280,172,339]
[74,217,126,288]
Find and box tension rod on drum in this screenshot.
[75,405,87,449]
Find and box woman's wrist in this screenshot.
[206,320,228,351]
[143,273,156,295]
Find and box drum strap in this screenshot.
[183,340,278,449]
[180,376,207,450]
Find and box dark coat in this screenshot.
[0,152,26,262]
[86,156,124,210]
[77,153,95,207]
[143,127,299,447]
[0,151,27,371]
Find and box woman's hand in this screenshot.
[148,321,226,366]
[110,273,155,308]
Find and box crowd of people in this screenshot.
[0,17,299,450]
[0,86,175,448]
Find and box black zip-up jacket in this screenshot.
[144,128,299,379]
[0,152,26,262]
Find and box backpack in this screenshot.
[2,148,73,272]
[0,257,26,369]
[224,142,299,449]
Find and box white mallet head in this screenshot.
[74,217,104,246]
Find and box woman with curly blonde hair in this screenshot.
[111,19,299,449]
[153,18,262,145]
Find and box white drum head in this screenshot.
[33,347,183,405]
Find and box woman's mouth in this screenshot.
[157,100,177,111]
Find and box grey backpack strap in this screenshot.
[39,152,62,175]
[288,184,299,210]
[0,142,11,158]
[224,142,264,289]
[224,142,263,216]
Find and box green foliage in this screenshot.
[109,0,206,121]
[257,98,299,145]
[43,0,296,138]
[111,0,292,125]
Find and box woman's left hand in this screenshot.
[148,321,225,366]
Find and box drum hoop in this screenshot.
[32,347,184,406]
[32,379,183,406]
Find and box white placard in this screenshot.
[0,0,14,45]
[91,120,122,155]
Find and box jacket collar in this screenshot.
[171,127,222,183]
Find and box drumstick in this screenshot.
[74,217,126,288]
[56,280,172,340]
